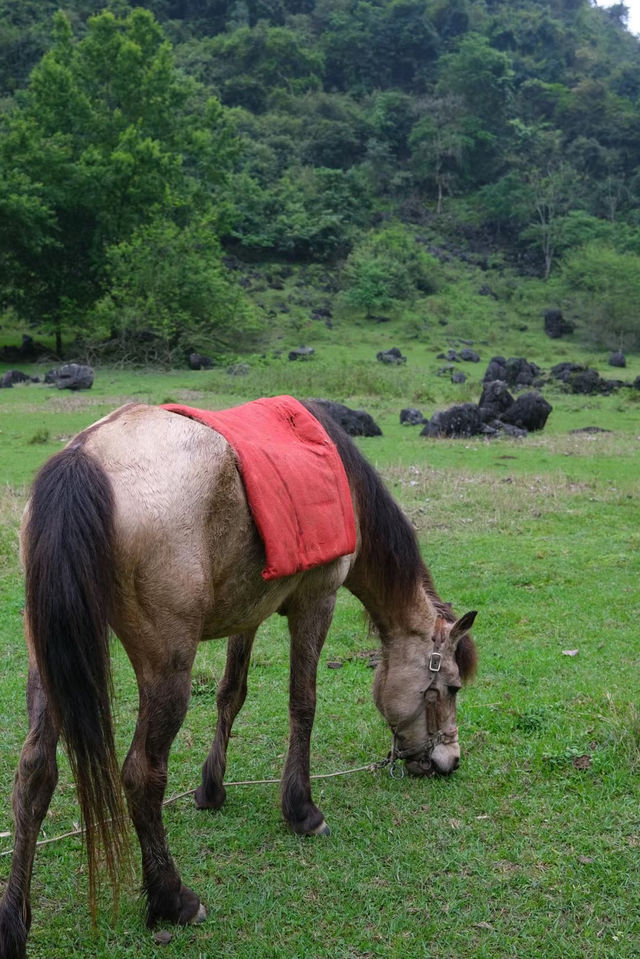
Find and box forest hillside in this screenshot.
[1,0,639,361]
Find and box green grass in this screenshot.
[1,304,640,957]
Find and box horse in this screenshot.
[0,398,477,958]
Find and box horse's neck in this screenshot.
[348,573,437,649]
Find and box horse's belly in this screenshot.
[200,575,296,638]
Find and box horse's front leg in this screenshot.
[282,594,336,836]
[0,667,59,959]
[195,630,256,811]
[121,665,204,928]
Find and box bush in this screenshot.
[560,242,640,350]
[340,224,440,316]
[91,217,263,363]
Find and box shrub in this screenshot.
[560,242,640,350]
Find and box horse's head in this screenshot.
[373,610,477,777]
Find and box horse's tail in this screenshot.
[23,444,128,918]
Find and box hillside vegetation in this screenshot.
[1,0,640,362]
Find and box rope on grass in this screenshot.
[0,759,390,859]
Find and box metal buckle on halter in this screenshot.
[429,652,442,672]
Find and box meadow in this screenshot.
[1,297,640,958]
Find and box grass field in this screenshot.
[1,305,640,957]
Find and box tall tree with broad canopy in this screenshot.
[0,7,238,355]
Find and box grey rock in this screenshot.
[45,363,94,390]
[400,408,426,425]
[311,399,382,437]
[289,346,315,361]
[421,403,485,438]
[376,347,406,365]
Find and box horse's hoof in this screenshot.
[189,903,207,925]
[147,884,203,929]
[287,807,330,836]
[176,885,204,926]
[311,820,331,837]
[194,784,226,810]
[153,930,174,945]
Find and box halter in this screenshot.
[387,622,455,777]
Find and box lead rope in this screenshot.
[0,756,393,859]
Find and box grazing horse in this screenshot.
[0,399,477,958]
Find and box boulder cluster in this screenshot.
[396,346,640,438]
[1,369,40,388]
[548,361,627,395]
[417,379,552,439]
[1,362,94,390]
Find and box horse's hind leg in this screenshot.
[282,595,336,836]
[0,667,59,959]
[195,630,256,811]
[121,656,204,928]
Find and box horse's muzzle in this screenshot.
[403,729,461,777]
[404,756,437,777]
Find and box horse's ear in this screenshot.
[451,611,478,683]
[450,610,477,642]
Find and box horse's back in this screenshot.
[76,403,339,642]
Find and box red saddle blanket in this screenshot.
[161,396,356,580]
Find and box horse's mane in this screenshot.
[303,401,452,619]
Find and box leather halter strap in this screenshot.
[388,619,452,763]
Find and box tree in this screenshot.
[0,8,236,354]
[561,242,640,350]
[431,0,469,41]
[435,33,515,184]
[378,0,440,90]
[367,90,417,160]
[205,23,324,111]
[319,0,439,94]
[522,160,579,279]
[503,121,584,278]
[409,95,469,212]
[91,217,263,362]
[476,171,533,239]
[227,166,369,258]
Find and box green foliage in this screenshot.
[560,242,640,350]
[366,90,416,158]
[0,7,236,354]
[90,217,263,362]
[340,223,440,315]
[204,23,324,112]
[0,0,104,96]
[409,95,472,210]
[435,32,515,184]
[437,32,515,130]
[2,0,640,343]
[318,0,440,94]
[476,171,534,237]
[228,165,369,257]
